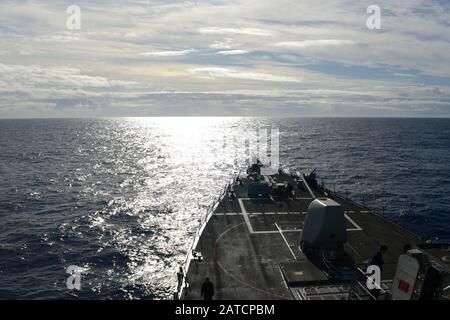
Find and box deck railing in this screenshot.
[347,266,388,300]
[318,180,390,216]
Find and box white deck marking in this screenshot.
[214,211,304,216]
[238,198,254,233]
[275,222,297,260]
[240,197,312,201]
[252,229,302,234]
[250,228,362,234]
[344,213,363,231]
[237,198,245,214]
[213,213,239,216]
[248,212,303,215]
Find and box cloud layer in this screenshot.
[0,0,449,117]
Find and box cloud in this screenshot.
[209,38,236,49]
[216,50,249,55]
[198,27,272,36]
[35,32,86,43]
[139,49,197,57]
[189,67,302,82]
[274,40,355,48]
[0,63,137,88]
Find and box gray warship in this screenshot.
[175,160,450,300]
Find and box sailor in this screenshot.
[371,244,388,273]
[368,244,388,299]
[177,267,184,289]
[200,277,214,300]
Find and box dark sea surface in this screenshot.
[0,117,449,299]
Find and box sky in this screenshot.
[0,0,450,117]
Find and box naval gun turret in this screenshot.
[300,198,347,257]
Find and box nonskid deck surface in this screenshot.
[181,174,420,300]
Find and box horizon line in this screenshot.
[1,116,450,120]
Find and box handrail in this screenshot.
[346,266,386,300]
[351,279,378,300]
[320,184,422,241]
[356,267,386,293]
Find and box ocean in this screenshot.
[0,117,449,299]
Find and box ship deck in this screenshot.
[181,173,421,300]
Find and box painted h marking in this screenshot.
[236,198,363,234]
